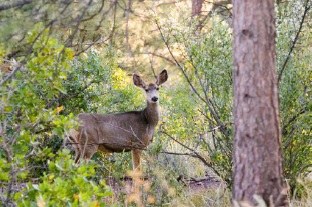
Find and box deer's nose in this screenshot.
[151,97,158,102]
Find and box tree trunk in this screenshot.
[232,0,288,206]
[191,0,203,17]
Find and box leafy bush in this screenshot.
[276,0,312,196]
[0,25,114,206]
[17,150,112,207]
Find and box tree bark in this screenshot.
[232,0,288,206]
[192,0,203,17]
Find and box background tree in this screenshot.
[232,0,288,206]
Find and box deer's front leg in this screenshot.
[131,149,143,192]
[131,149,142,171]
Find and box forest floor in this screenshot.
[107,174,225,195]
[104,174,228,206]
[181,176,225,192]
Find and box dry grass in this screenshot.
[103,150,312,206]
[104,175,312,207]
[152,173,311,207]
[289,176,312,207]
[169,186,312,207]
[169,185,231,207]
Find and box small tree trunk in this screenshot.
[191,0,203,17]
[232,0,288,206]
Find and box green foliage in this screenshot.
[60,51,113,114]
[17,150,112,207]
[0,25,114,205]
[100,67,145,113]
[276,0,312,196]
[162,82,201,138]
[0,1,116,58]
[58,49,145,116]
[153,17,233,184]
[184,19,233,183]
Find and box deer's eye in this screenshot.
[145,89,149,92]
[156,88,159,91]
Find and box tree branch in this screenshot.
[155,20,206,104]
[81,0,105,22]
[0,0,32,11]
[156,19,231,137]
[160,130,223,179]
[137,51,176,66]
[278,0,311,82]
[65,0,94,48]
[282,107,307,136]
[0,61,24,86]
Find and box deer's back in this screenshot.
[77,112,153,152]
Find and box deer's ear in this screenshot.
[156,69,168,85]
[133,74,146,88]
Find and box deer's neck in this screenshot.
[143,102,160,126]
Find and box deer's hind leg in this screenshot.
[67,130,81,163]
[79,143,98,162]
[79,129,99,162]
[74,148,81,163]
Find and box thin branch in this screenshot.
[160,130,223,179]
[278,0,311,82]
[138,51,176,66]
[74,0,117,56]
[125,0,132,54]
[65,0,94,48]
[81,0,105,22]
[6,1,70,59]
[74,36,102,57]
[95,4,115,31]
[108,0,118,45]
[156,19,231,137]
[0,0,32,11]
[282,107,307,136]
[160,151,195,157]
[155,20,206,104]
[0,64,23,86]
[188,53,222,124]
[148,55,157,78]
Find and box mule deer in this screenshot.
[68,70,168,170]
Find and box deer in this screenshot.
[67,69,168,171]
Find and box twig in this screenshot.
[0,0,32,11]
[278,0,311,82]
[138,51,176,66]
[160,151,195,157]
[125,0,132,54]
[81,0,105,22]
[74,36,102,57]
[155,20,207,104]
[156,19,229,136]
[0,65,22,86]
[148,55,157,79]
[65,0,94,48]
[188,53,223,127]
[160,130,223,179]
[282,107,307,136]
